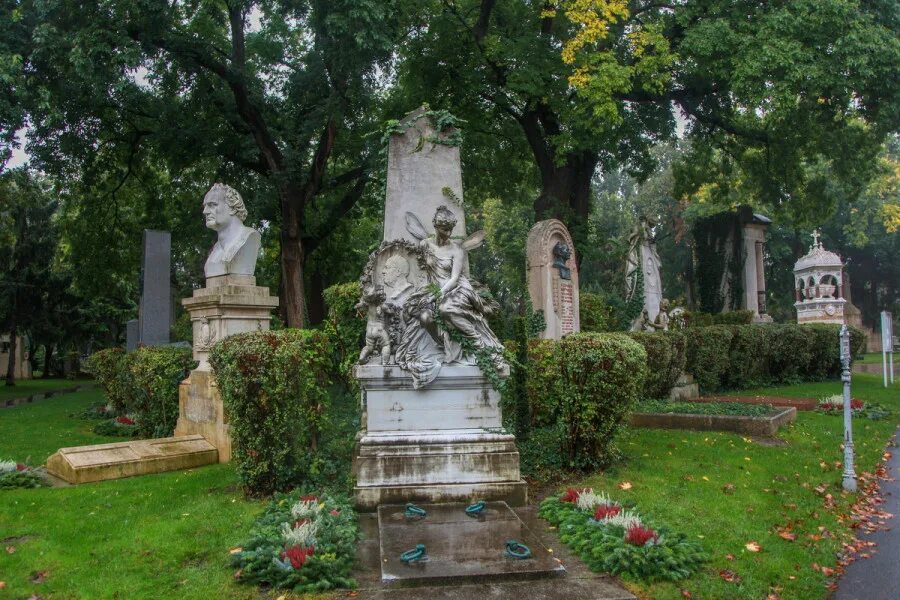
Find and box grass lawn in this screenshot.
[557,372,898,600]
[858,352,897,365]
[0,378,94,404]
[0,388,268,600]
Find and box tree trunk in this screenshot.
[43,344,53,379]
[533,152,598,224]
[279,184,307,329]
[307,265,326,326]
[5,323,16,386]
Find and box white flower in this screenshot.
[593,509,643,530]
[290,499,322,521]
[0,460,16,475]
[818,394,843,406]
[281,519,318,547]
[576,489,616,512]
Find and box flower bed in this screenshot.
[230,491,357,593]
[540,488,706,581]
[634,399,776,417]
[816,394,890,420]
[0,459,44,489]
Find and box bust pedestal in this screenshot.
[352,364,527,510]
[174,275,279,462]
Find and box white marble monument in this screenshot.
[794,230,846,325]
[526,219,580,339]
[174,183,278,461]
[626,216,664,330]
[353,109,526,509]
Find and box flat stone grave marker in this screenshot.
[378,502,564,586]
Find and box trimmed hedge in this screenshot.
[682,323,867,393]
[684,310,755,327]
[210,329,332,496]
[322,282,364,386]
[85,346,195,437]
[129,346,196,438]
[626,331,686,399]
[85,348,131,413]
[579,292,615,332]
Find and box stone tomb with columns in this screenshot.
[352,109,527,510]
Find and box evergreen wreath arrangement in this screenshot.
[230,491,358,593]
[0,460,44,489]
[540,488,707,581]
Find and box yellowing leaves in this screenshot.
[561,0,630,65]
[618,481,633,490]
[745,541,762,552]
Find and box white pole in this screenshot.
[841,325,857,493]
[885,351,890,388]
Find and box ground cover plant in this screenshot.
[231,491,358,593]
[540,488,707,581]
[634,399,777,417]
[0,460,44,489]
[555,372,897,599]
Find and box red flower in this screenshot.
[15,464,27,472]
[560,488,582,503]
[625,524,658,546]
[330,509,341,517]
[299,494,319,502]
[281,544,315,569]
[116,415,135,425]
[594,504,621,520]
[850,399,864,410]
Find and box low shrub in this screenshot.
[722,325,771,389]
[626,331,686,399]
[211,329,332,496]
[580,292,616,332]
[128,346,196,438]
[93,417,140,437]
[322,282,364,386]
[231,490,357,592]
[0,460,45,489]
[85,348,131,413]
[540,489,707,581]
[683,326,733,393]
[684,310,755,327]
[550,333,646,470]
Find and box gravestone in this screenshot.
[353,108,526,509]
[138,230,171,346]
[526,219,580,339]
[125,319,139,351]
[625,217,664,330]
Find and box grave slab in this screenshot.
[46,435,217,484]
[378,502,564,587]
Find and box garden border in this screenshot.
[629,406,796,436]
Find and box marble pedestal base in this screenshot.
[174,276,278,462]
[353,364,527,510]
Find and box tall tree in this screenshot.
[393,0,899,238]
[10,0,399,326]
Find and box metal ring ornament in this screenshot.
[400,544,428,563]
[404,503,427,519]
[464,501,486,517]
[504,540,532,559]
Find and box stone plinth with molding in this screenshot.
[175,274,278,462]
[353,364,527,510]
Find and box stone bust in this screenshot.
[202,183,261,279]
[552,241,572,280]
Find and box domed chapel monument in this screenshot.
[794,230,846,325]
[351,109,527,509]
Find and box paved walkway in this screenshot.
[833,427,899,600]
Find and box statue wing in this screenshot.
[461,230,486,251]
[405,212,429,240]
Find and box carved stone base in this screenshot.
[352,364,527,510]
[669,372,699,401]
[175,369,231,463]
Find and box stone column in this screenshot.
[174,274,278,462]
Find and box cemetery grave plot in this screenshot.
[630,400,797,436]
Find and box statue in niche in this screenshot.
[552,241,572,280]
[626,215,663,330]
[202,183,261,278]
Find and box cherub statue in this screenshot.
[356,285,393,365]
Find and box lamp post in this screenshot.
[840,325,857,492]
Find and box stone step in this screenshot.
[46,435,218,484]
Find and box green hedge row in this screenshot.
[210,330,333,497]
[86,347,196,438]
[507,333,647,472]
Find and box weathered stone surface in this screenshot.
[377,502,564,586]
[46,435,217,484]
[630,406,797,436]
[175,369,231,462]
[668,372,699,401]
[526,219,580,339]
[138,229,171,346]
[384,108,466,243]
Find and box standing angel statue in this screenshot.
[403,206,507,372]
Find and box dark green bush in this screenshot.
[580,292,615,332]
[684,310,755,327]
[548,333,646,470]
[626,331,686,399]
[683,326,734,393]
[85,348,131,412]
[722,325,771,389]
[128,346,196,438]
[211,329,332,496]
[767,324,815,383]
[322,282,364,386]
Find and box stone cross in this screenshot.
[138,230,171,347]
[811,229,821,249]
[383,107,466,243]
